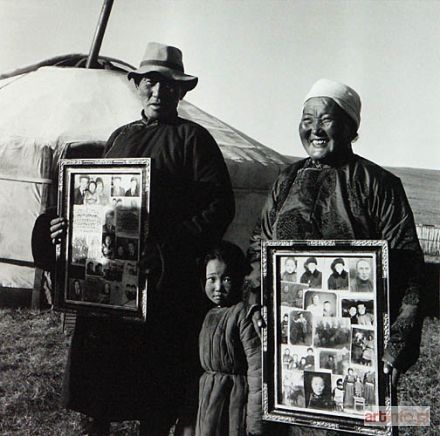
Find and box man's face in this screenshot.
[299,97,351,161]
[335,263,344,274]
[312,295,320,305]
[357,260,371,281]
[357,304,366,315]
[137,73,182,121]
[131,179,137,191]
[311,377,325,396]
[285,259,296,274]
[324,302,331,312]
[114,178,121,187]
[128,242,135,255]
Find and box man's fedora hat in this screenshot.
[128,42,198,91]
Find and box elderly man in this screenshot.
[248,79,424,435]
[46,42,234,436]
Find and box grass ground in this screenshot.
[0,309,438,435]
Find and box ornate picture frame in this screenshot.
[261,240,394,435]
[54,158,150,322]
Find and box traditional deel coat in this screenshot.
[63,112,235,421]
[248,152,424,372]
[196,302,262,436]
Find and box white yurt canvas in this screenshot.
[0,65,290,298]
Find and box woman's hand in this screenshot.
[49,217,68,244]
[383,360,401,388]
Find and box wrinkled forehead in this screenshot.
[302,97,342,116]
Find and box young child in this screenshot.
[196,241,262,436]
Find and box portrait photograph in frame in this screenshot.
[262,240,394,435]
[54,158,150,322]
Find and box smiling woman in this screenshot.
[249,79,425,433]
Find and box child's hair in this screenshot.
[204,241,251,304]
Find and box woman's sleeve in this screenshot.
[239,306,263,435]
[370,175,425,372]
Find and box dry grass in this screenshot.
[0,309,138,435]
[0,309,438,435]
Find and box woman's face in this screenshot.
[312,295,320,305]
[299,97,351,161]
[308,262,317,273]
[74,281,80,291]
[88,182,96,193]
[205,259,234,306]
[335,263,344,274]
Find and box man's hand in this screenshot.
[49,217,68,244]
[250,306,266,340]
[383,360,401,388]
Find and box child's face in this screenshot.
[311,377,325,396]
[205,259,233,306]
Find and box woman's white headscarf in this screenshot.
[304,79,362,129]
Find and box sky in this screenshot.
[1,0,439,170]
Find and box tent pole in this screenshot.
[86,0,114,69]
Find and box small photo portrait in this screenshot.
[289,310,313,346]
[304,371,335,411]
[83,179,99,205]
[123,283,138,308]
[111,197,123,209]
[326,257,349,290]
[111,175,126,197]
[304,290,337,318]
[95,176,111,206]
[280,283,307,308]
[342,368,376,412]
[281,346,301,370]
[71,236,89,265]
[349,258,374,292]
[67,278,84,302]
[73,174,90,205]
[280,256,299,283]
[97,281,112,305]
[86,260,104,277]
[280,313,289,344]
[299,256,322,289]
[362,370,377,408]
[101,234,115,259]
[351,328,375,367]
[125,261,138,277]
[319,350,350,375]
[109,283,123,306]
[102,260,124,282]
[331,375,345,412]
[281,369,306,407]
[115,207,140,238]
[341,299,374,327]
[102,209,116,235]
[297,347,316,371]
[83,277,103,303]
[115,237,138,261]
[313,317,352,350]
[125,175,140,197]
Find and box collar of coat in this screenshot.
[140,110,179,126]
